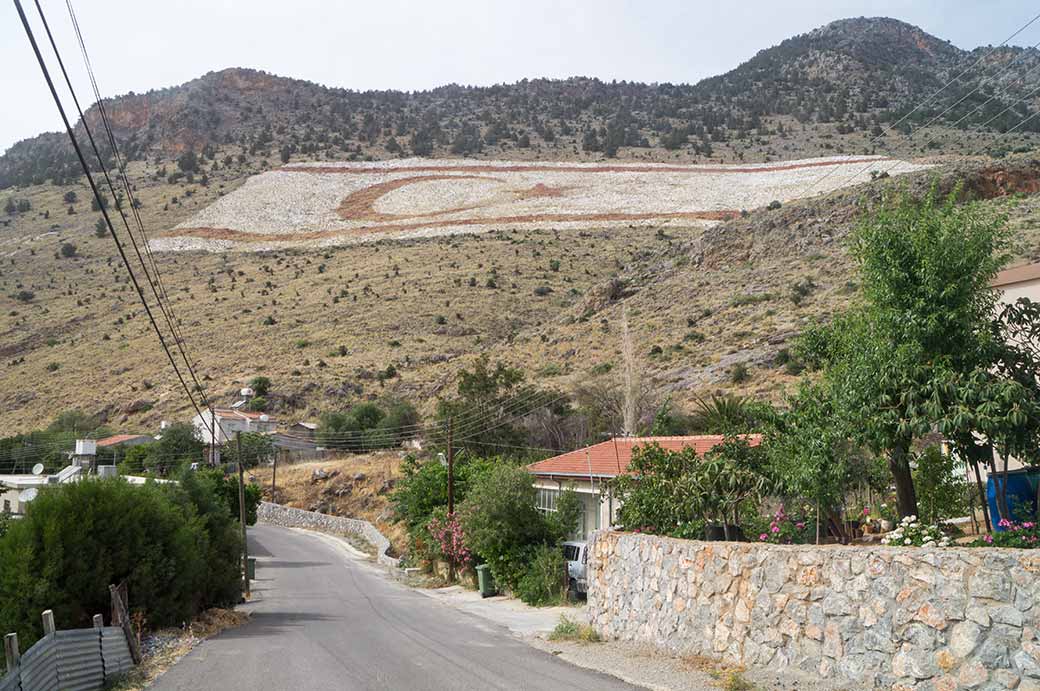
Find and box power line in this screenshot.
[801,10,1040,198]
[13,0,210,432]
[28,0,227,446]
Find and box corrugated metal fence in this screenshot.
[0,625,133,691]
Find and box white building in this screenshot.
[192,408,280,460]
[527,435,762,540]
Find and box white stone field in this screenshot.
[155,156,932,251]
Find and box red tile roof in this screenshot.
[527,435,763,478]
[96,434,153,447]
[992,262,1040,288]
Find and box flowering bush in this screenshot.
[758,505,812,544]
[973,519,1040,548]
[427,512,473,569]
[880,515,951,547]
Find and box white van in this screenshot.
[562,541,587,595]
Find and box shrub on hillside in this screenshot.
[0,477,242,651]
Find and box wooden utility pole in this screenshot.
[236,432,250,598]
[446,417,455,515]
[271,449,278,503]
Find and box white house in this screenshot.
[527,435,762,540]
[0,475,47,515]
[193,408,279,446]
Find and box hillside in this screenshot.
[2,17,1040,433]
[3,17,1040,190]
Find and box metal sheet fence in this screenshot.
[0,625,133,691]
[15,635,56,691]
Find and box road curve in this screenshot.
[148,524,639,691]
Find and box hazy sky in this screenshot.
[3,0,1040,152]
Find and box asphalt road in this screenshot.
[148,524,639,691]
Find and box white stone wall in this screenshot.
[587,531,1040,690]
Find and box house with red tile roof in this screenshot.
[527,435,762,540]
[96,434,154,449]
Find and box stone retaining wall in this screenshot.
[588,531,1040,690]
[257,501,400,568]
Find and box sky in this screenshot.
[2,0,1040,152]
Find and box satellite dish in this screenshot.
[31,463,45,476]
[19,488,38,503]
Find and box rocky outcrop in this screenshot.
[587,531,1040,690]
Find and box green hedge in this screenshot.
[0,474,243,651]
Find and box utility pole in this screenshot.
[271,449,278,503]
[236,432,250,598]
[446,417,455,516]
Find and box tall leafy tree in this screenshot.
[804,185,1012,517]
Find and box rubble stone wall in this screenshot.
[587,531,1040,690]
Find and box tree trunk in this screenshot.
[966,445,991,533]
[889,438,919,518]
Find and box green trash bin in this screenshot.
[476,564,497,598]
[247,557,256,580]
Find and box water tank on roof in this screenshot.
[241,387,255,398]
[98,465,118,479]
[259,414,270,423]
[75,439,96,456]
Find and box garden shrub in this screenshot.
[391,455,493,536]
[516,543,567,606]
[880,516,952,547]
[974,519,1040,548]
[458,464,550,591]
[0,477,242,651]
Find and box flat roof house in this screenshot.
[192,408,279,463]
[527,435,762,540]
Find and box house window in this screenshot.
[3,499,10,513]
[536,488,558,515]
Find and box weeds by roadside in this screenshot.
[104,608,248,691]
[548,616,601,643]
[684,655,758,691]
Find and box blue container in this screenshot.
[986,468,1039,530]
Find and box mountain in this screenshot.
[3,17,1040,189]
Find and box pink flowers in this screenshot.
[983,534,994,544]
[862,507,871,517]
[759,533,768,541]
[427,513,472,568]
[795,522,806,530]
[771,525,781,533]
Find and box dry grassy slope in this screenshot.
[250,454,405,553]
[3,153,1040,433]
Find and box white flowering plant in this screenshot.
[879,515,952,547]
